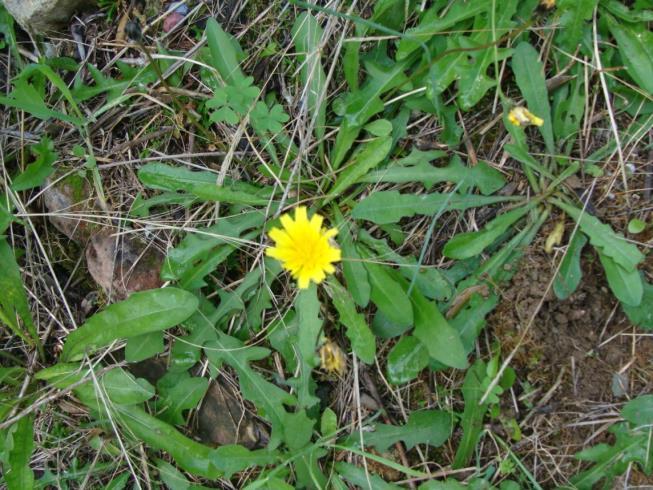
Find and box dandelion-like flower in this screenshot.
[508,107,544,127]
[266,206,341,289]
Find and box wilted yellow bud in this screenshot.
[544,221,565,253]
[540,0,555,9]
[508,107,544,127]
[319,340,347,375]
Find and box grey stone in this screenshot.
[2,0,95,32]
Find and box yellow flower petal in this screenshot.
[266,207,341,289]
[508,107,544,127]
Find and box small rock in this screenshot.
[42,173,100,242]
[3,0,96,32]
[86,231,164,299]
[197,380,268,449]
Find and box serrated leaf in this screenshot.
[12,137,58,191]
[386,336,429,385]
[156,371,209,425]
[61,288,199,361]
[335,462,403,490]
[326,278,376,364]
[554,200,644,271]
[557,0,599,51]
[353,191,519,225]
[347,410,453,451]
[622,395,653,427]
[554,232,587,300]
[212,445,278,479]
[361,154,505,195]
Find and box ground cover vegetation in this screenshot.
[0,0,652,488]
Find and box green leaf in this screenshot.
[212,445,278,479]
[386,336,429,385]
[453,360,490,469]
[353,191,519,225]
[293,285,322,409]
[628,218,647,234]
[61,288,199,361]
[326,278,376,364]
[125,331,165,363]
[606,14,653,95]
[156,458,194,490]
[12,137,58,192]
[333,208,370,307]
[292,13,327,141]
[361,154,505,195]
[156,371,209,425]
[411,291,467,369]
[556,0,599,52]
[321,407,338,437]
[554,199,644,271]
[622,395,653,427]
[363,261,413,327]
[325,135,392,204]
[443,204,534,260]
[598,253,643,307]
[335,462,403,490]
[554,232,588,300]
[5,415,35,490]
[512,42,554,154]
[206,18,245,85]
[100,368,155,405]
[622,279,653,329]
[0,237,39,347]
[348,410,453,452]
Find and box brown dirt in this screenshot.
[488,242,653,487]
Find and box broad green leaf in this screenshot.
[212,445,278,479]
[372,310,411,339]
[100,368,155,405]
[293,285,322,408]
[5,415,35,490]
[61,288,199,361]
[114,404,220,478]
[125,331,165,363]
[325,135,392,204]
[156,371,209,425]
[443,204,535,260]
[386,336,429,385]
[363,261,413,327]
[0,237,39,347]
[554,200,644,271]
[321,407,338,437]
[326,278,376,364]
[206,18,245,85]
[556,0,599,52]
[292,13,327,141]
[335,462,403,490]
[554,232,587,300]
[512,42,554,154]
[622,395,653,427]
[333,208,370,307]
[622,279,653,329]
[156,458,193,490]
[598,253,643,307]
[12,137,58,192]
[353,191,520,225]
[411,291,467,369]
[453,360,489,468]
[361,155,505,196]
[347,410,453,451]
[607,15,653,95]
[628,218,647,234]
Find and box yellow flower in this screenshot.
[266,206,341,289]
[540,0,555,9]
[508,107,544,127]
